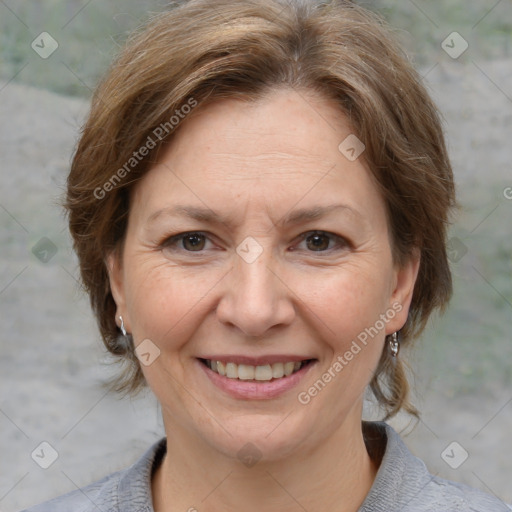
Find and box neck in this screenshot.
[152,414,379,512]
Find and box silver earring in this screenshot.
[119,315,127,336]
[389,331,400,357]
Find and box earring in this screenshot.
[389,331,400,357]
[119,315,127,336]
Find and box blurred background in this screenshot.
[1,0,511,510]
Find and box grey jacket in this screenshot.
[21,422,511,511]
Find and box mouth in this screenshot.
[198,358,316,382]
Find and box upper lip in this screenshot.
[198,355,315,366]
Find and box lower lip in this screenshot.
[197,359,316,400]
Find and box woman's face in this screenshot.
[108,88,419,461]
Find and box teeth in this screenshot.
[226,362,238,378]
[284,362,295,376]
[238,364,255,380]
[255,364,273,380]
[272,362,284,378]
[207,360,306,381]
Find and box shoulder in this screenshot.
[20,438,166,512]
[20,471,121,512]
[361,421,511,512]
[421,473,512,512]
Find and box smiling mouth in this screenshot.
[199,358,315,381]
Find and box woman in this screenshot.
[23,0,510,510]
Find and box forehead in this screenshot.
[131,87,385,226]
[167,88,349,170]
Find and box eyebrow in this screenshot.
[147,203,363,229]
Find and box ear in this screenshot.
[385,248,421,335]
[106,248,131,332]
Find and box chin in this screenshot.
[199,411,316,464]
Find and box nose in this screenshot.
[216,247,296,337]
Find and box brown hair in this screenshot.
[66,0,456,419]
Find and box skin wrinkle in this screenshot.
[107,88,420,512]
[52,1,464,506]
[143,204,371,250]
[189,152,335,181]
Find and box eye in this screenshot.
[296,231,349,252]
[160,230,348,255]
[161,232,212,252]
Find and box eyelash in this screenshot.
[160,230,350,255]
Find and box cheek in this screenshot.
[293,261,392,393]
[123,257,221,345]
[296,261,391,340]
[290,266,391,423]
